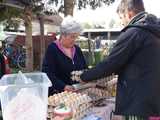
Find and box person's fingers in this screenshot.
[54,116,66,120]
[64,85,75,92]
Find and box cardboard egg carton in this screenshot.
[48,91,92,120]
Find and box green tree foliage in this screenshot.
[77,0,115,9]
[0,0,46,71]
[0,6,20,21]
[49,0,115,12]
[0,6,22,30]
[0,0,45,30]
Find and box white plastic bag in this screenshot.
[3,71,46,120]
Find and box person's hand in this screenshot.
[79,79,87,84]
[53,116,66,120]
[64,85,75,92]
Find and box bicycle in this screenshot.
[17,47,26,70]
[2,44,26,70]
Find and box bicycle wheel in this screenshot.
[17,53,26,70]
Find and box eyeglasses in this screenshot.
[68,33,79,39]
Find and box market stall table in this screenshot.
[83,97,116,120]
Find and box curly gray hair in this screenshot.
[60,15,82,35]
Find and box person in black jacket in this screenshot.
[0,41,5,79]
[42,16,87,95]
[79,0,160,118]
[0,53,5,79]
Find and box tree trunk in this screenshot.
[24,7,33,71]
[38,14,45,70]
[64,0,74,16]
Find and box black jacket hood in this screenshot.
[123,12,160,38]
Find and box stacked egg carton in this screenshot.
[80,75,117,101]
[96,75,117,97]
[48,91,92,120]
[71,70,117,98]
[82,87,109,100]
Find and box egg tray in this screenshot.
[47,75,117,120]
[77,76,117,101]
[47,92,92,120]
[47,102,92,120]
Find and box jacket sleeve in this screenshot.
[42,44,66,92]
[0,53,5,78]
[80,28,145,81]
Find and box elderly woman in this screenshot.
[42,16,87,95]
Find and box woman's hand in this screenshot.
[53,116,66,120]
[64,85,75,92]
